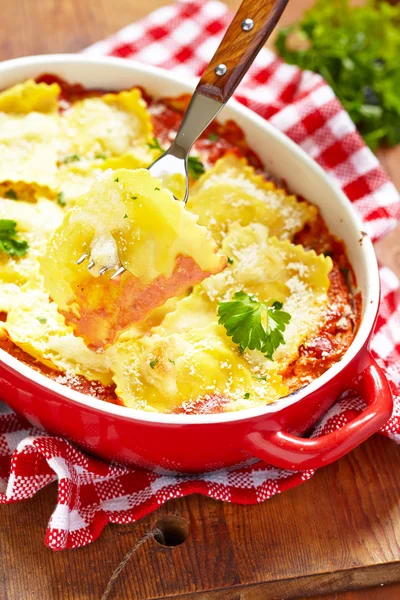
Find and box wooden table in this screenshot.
[1,2,400,599]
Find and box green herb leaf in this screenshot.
[37,317,47,324]
[114,177,119,182]
[217,291,291,360]
[168,358,176,365]
[154,187,160,191]
[150,359,159,369]
[275,0,400,149]
[244,392,250,399]
[131,196,137,200]
[188,156,205,180]
[208,133,219,142]
[0,219,29,258]
[61,154,81,164]
[57,192,66,207]
[123,214,128,219]
[253,375,267,382]
[147,137,164,152]
[227,257,234,265]
[5,189,18,200]
[95,153,107,159]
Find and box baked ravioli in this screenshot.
[0,77,358,414]
[40,168,227,348]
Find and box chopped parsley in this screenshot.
[168,359,176,365]
[131,196,137,200]
[114,177,119,182]
[253,375,267,382]
[150,359,159,369]
[148,137,164,152]
[208,133,219,142]
[145,137,206,181]
[37,317,47,324]
[275,0,400,149]
[154,187,160,191]
[188,156,205,180]
[57,192,66,207]
[0,220,29,258]
[5,189,18,200]
[61,154,81,164]
[95,153,107,159]
[123,214,128,219]
[227,257,234,265]
[244,392,250,399]
[218,291,291,360]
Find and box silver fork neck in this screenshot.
[149,92,224,203]
[173,92,224,155]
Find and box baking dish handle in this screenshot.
[245,355,393,471]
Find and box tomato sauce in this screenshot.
[0,75,360,410]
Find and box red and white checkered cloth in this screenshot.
[1,0,400,551]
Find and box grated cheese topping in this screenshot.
[0,78,336,414]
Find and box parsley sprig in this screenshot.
[187,156,205,180]
[147,137,205,181]
[275,0,400,150]
[147,137,164,152]
[0,220,29,257]
[218,291,291,360]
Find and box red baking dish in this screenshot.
[0,55,393,473]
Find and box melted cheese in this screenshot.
[108,323,288,412]
[60,89,153,160]
[0,81,66,199]
[187,153,317,243]
[0,112,63,198]
[40,168,226,311]
[4,289,112,385]
[154,292,216,336]
[0,198,64,310]
[39,168,226,348]
[0,196,64,234]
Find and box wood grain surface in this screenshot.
[1,1,400,599]
[1,434,400,599]
[197,0,289,102]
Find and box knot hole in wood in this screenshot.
[154,515,190,547]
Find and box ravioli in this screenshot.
[40,168,227,349]
[4,289,112,385]
[60,89,154,160]
[200,223,333,371]
[0,79,60,114]
[187,153,317,243]
[0,81,65,200]
[0,113,62,199]
[108,323,288,413]
[0,198,64,311]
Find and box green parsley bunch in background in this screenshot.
[275,0,400,150]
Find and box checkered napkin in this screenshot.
[1,0,400,551]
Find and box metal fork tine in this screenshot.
[110,266,126,280]
[76,255,126,278]
[76,253,89,265]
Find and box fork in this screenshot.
[78,0,289,279]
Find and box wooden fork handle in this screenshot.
[196,0,289,103]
